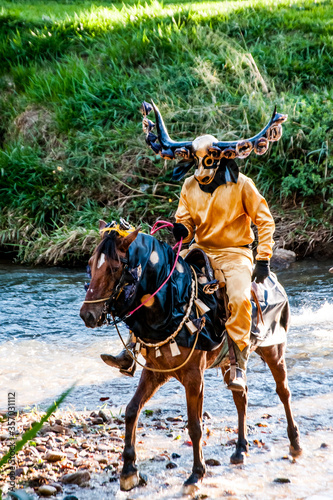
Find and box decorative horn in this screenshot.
[212,106,288,159]
[141,100,194,160]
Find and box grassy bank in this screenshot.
[0,0,332,265]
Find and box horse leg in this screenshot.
[257,343,302,457]
[121,369,169,491]
[222,365,249,464]
[182,369,206,493]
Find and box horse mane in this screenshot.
[94,230,121,271]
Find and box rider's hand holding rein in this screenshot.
[173,223,189,242]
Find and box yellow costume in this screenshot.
[176,172,275,351]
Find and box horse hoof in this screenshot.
[182,482,200,496]
[289,445,302,458]
[230,451,247,465]
[120,471,140,491]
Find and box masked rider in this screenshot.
[101,101,287,392]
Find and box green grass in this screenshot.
[0,0,332,264]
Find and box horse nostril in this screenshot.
[80,310,96,327]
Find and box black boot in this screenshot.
[226,344,250,393]
[100,343,136,377]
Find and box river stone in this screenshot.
[61,470,91,486]
[91,417,104,425]
[37,445,47,452]
[45,451,66,462]
[166,461,178,469]
[273,477,291,484]
[205,458,221,466]
[38,484,57,496]
[270,248,296,269]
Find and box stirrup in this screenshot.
[120,356,137,377]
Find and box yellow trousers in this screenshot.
[181,244,253,351]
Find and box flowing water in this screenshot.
[1,258,333,498]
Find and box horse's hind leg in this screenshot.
[257,343,302,457]
[121,369,169,491]
[222,366,249,464]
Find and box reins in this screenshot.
[83,220,202,372]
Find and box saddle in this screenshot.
[184,247,289,348]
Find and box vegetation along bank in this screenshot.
[0,0,332,266]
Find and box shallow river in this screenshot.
[1,258,333,499]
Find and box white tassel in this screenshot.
[155,346,162,358]
[186,320,198,335]
[140,346,147,357]
[194,298,210,315]
[170,340,181,357]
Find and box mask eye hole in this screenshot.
[203,156,218,168]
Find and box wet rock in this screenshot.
[51,424,67,434]
[166,461,178,469]
[48,482,63,493]
[150,455,166,462]
[225,439,237,446]
[273,477,291,484]
[15,466,28,477]
[97,443,111,452]
[61,470,91,486]
[320,443,329,448]
[98,410,109,422]
[38,484,57,496]
[166,416,183,422]
[171,453,180,459]
[203,411,212,419]
[205,458,221,466]
[271,248,296,270]
[45,451,66,462]
[91,417,104,425]
[63,496,79,500]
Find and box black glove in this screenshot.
[252,260,270,283]
[172,223,188,242]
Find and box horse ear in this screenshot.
[118,228,140,253]
[99,219,107,230]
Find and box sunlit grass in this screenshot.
[0,0,332,263]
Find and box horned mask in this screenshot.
[140,101,287,185]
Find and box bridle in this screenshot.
[82,221,183,324]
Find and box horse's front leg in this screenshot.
[222,365,248,464]
[121,368,169,491]
[182,367,206,493]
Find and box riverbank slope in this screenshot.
[0,0,332,265]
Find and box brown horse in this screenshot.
[80,225,302,493]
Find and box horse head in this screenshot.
[80,220,139,328]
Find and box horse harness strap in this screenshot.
[112,266,202,373]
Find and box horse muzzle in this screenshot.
[80,304,105,328]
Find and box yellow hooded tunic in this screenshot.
[175,172,275,261]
